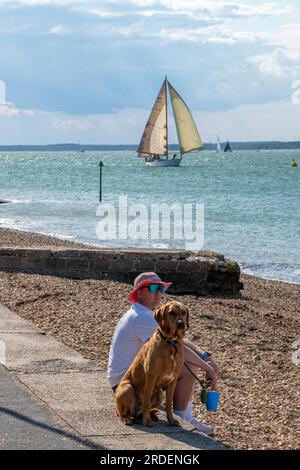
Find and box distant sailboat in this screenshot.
[224,140,232,152]
[216,135,221,152]
[137,77,203,167]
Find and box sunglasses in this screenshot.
[142,284,165,294]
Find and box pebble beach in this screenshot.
[0,226,299,450]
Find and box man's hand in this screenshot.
[204,363,217,390]
[204,356,219,379]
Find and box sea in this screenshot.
[0,150,299,284]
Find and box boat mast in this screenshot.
[165,76,168,160]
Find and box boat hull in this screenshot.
[145,158,182,167]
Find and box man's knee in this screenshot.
[179,362,197,380]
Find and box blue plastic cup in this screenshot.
[205,390,220,412]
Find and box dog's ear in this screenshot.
[153,305,163,324]
[154,304,168,324]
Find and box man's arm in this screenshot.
[183,344,217,389]
[184,339,219,378]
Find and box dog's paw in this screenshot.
[143,416,154,427]
[150,412,160,422]
[150,409,160,421]
[122,417,134,425]
[167,417,180,426]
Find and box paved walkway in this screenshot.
[0,303,225,450]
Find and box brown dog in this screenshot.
[115,301,189,427]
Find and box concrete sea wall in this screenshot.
[0,247,243,295]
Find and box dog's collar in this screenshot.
[157,328,178,355]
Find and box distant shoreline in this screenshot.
[1,141,300,152]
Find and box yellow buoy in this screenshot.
[291,159,298,168]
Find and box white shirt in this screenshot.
[107,302,158,388]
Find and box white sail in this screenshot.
[137,81,167,157]
[168,81,203,155]
[217,135,221,152]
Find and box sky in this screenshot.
[0,0,300,144]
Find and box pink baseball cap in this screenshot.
[128,272,171,303]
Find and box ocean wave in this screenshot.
[40,231,74,240]
[241,262,300,284]
[0,217,39,232]
[9,198,33,204]
[0,218,17,225]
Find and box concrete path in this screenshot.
[0,365,95,450]
[0,303,225,450]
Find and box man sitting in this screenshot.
[107,272,219,435]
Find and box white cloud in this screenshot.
[2,0,296,52]
[1,0,299,137]
[52,117,90,130]
[265,23,300,60]
[249,48,300,77]
[248,24,300,77]
[0,104,149,144]
[198,100,300,142]
[88,8,127,19]
[1,99,300,144]
[0,102,36,116]
[3,0,294,21]
[50,24,71,34]
[98,18,263,44]
[0,0,87,5]
[129,0,294,18]
[158,25,260,44]
[81,0,296,28]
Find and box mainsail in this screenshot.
[224,140,232,152]
[217,135,221,152]
[168,81,203,155]
[137,81,167,157]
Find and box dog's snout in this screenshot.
[177,319,185,329]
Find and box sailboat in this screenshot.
[137,77,203,167]
[216,135,221,152]
[224,140,232,152]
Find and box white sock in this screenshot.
[174,401,193,421]
[174,405,214,435]
[173,408,186,420]
[185,400,193,420]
